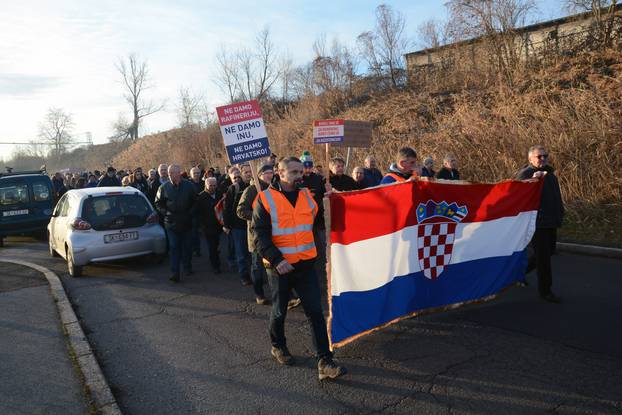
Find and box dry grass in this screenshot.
[109,49,622,246]
[265,50,622,246]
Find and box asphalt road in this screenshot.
[0,262,88,415]
[1,236,621,415]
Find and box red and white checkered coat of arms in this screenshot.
[416,200,468,280]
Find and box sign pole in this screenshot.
[323,194,334,350]
[345,147,352,172]
[325,143,330,177]
[248,159,262,193]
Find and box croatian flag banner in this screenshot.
[327,179,543,348]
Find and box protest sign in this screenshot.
[313,120,344,144]
[332,120,372,148]
[216,100,271,164]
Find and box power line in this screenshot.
[0,142,92,145]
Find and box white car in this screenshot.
[48,186,166,277]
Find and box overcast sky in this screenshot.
[0,0,563,160]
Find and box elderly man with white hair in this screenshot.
[435,154,460,180]
[155,164,197,282]
[517,145,564,303]
[363,155,383,187]
[158,163,169,185]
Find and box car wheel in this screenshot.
[0,236,4,248]
[66,248,83,278]
[48,232,59,257]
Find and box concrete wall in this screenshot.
[406,8,622,73]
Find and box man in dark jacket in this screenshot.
[421,157,436,178]
[197,177,223,273]
[301,153,327,269]
[363,155,383,187]
[155,164,197,282]
[132,167,149,193]
[252,157,346,380]
[237,164,273,304]
[217,166,234,195]
[189,167,204,257]
[52,172,67,199]
[223,164,252,285]
[328,157,357,191]
[436,154,460,180]
[146,169,160,206]
[352,166,368,190]
[98,166,121,187]
[517,145,565,303]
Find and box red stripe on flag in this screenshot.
[329,179,543,246]
[216,100,263,126]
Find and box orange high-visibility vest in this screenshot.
[384,172,418,183]
[258,187,318,264]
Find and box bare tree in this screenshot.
[109,112,132,143]
[446,0,536,84]
[213,27,282,103]
[565,0,620,47]
[309,35,358,94]
[279,53,295,103]
[214,48,240,102]
[198,103,217,129]
[357,4,409,87]
[38,107,75,157]
[177,87,203,128]
[116,53,164,141]
[417,19,450,49]
[254,28,281,101]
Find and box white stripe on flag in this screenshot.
[330,210,536,296]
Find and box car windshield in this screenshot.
[81,194,152,231]
[0,183,29,206]
[32,181,51,202]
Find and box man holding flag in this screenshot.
[380,147,420,184]
[252,157,346,381]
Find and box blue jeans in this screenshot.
[231,228,250,280]
[226,233,236,269]
[167,229,193,275]
[251,251,268,298]
[268,263,331,360]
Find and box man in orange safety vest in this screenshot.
[251,156,346,381]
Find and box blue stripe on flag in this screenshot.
[330,250,527,344]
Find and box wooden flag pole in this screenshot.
[345,146,352,172]
[248,159,263,193]
[323,194,334,350]
[325,143,330,177]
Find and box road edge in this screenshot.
[557,242,622,259]
[0,258,122,415]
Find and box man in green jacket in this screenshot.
[236,164,273,304]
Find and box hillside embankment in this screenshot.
[111,49,622,246]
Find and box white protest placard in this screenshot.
[216,100,271,164]
[313,119,344,144]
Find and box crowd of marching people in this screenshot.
[45,144,563,380]
[48,148,464,289]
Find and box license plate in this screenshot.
[3,209,28,217]
[104,231,138,243]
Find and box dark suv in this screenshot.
[0,170,55,247]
